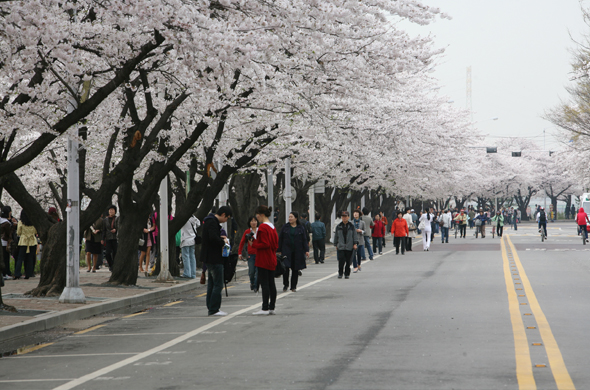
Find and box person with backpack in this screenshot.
[251,205,278,315]
[239,216,259,292]
[536,207,548,239]
[180,215,200,279]
[277,211,309,292]
[310,213,326,264]
[201,206,232,316]
[14,210,37,279]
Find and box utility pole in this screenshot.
[309,187,315,223]
[267,166,274,212]
[156,176,173,282]
[284,158,292,224]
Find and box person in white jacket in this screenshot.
[403,209,415,251]
[180,215,200,278]
[439,210,452,244]
[419,211,433,251]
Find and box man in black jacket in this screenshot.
[201,206,232,316]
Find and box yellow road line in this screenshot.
[163,301,183,307]
[195,292,206,297]
[506,235,575,390]
[16,343,54,355]
[501,236,536,390]
[122,312,147,318]
[74,325,105,335]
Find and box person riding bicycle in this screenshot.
[491,211,504,238]
[536,207,548,240]
[576,207,589,243]
[453,209,468,238]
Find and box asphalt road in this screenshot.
[0,221,588,390]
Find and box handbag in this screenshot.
[418,220,426,230]
[274,254,286,278]
[138,238,145,247]
[408,222,417,231]
[475,218,482,227]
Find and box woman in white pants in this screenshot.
[419,211,432,251]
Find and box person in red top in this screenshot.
[239,216,259,292]
[380,212,388,249]
[251,205,279,315]
[391,211,409,255]
[371,214,385,255]
[577,207,589,243]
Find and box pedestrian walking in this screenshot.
[201,206,232,316]
[239,216,259,292]
[84,217,102,273]
[14,210,37,279]
[139,213,156,273]
[474,210,489,238]
[361,207,374,260]
[180,215,200,279]
[419,210,432,251]
[571,205,576,220]
[278,211,309,292]
[468,208,476,229]
[391,211,408,255]
[101,205,119,272]
[1,206,16,280]
[351,210,366,272]
[251,205,278,315]
[439,209,452,243]
[371,214,385,255]
[333,211,358,279]
[491,211,504,237]
[403,208,416,251]
[310,213,326,264]
[380,211,388,248]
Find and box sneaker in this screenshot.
[291,289,296,292]
[269,310,276,315]
[283,286,288,292]
[252,310,270,315]
[297,270,302,276]
[211,311,227,316]
[338,275,343,279]
[345,276,350,279]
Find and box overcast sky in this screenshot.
[402,0,588,151]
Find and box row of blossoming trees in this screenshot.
[0,0,482,298]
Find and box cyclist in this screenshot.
[536,206,548,240]
[576,207,589,243]
[491,211,504,237]
[453,209,468,238]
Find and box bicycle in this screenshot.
[540,225,546,242]
[454,223,459,239]
[491,225,495,239]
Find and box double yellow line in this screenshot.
[501,235,575,390]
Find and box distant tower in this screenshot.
[466,66,473,122]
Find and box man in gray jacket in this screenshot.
[333,211,358,279]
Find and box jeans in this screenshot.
[363,236,374,260]
[372,237,383,254]
[181,245,196,278]
[394,237,406,254]
[15,246,36,278]
[257,267,276,311]
[441,227,449,243]
[2,246,12,276]
[337,250,353,277]
[312,239,325,263]
[353,245,363,268]
[580,225,588,240]
[205,263,224,315]
[105,239,118,270]
[247,254,258,290]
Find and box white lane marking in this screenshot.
[0,379,76,383]
[9,353,138,359]
[73,333,185,337]
[52,272,339,390]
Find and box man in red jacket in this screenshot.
[391,211,409,255]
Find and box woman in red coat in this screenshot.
[391,211,409,255]
[251,205,279,315]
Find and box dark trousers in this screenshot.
[2,246,12,276]
[497,225,503,237]
[337,250,353,277]
[312,238,325,263]
[283,267,299,290]
[257,267,276,311]
[459,224,466,237]
[206,263,224,315]
[394,237,406,254]
[406,237,413,251]
[372,237,382,254]
[105,239,118,270]
[15,246,36,278]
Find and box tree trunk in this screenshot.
[26,223,67,296]
[291,179,313,218]
[228,171,264,255]
[513,188,535,221]
[316,187,337,236]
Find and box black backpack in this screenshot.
[539,210,546,222]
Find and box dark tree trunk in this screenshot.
[454,196,466,211]
[367,189,382,215]
[228,171,265,255]
[291,179,313,219]
[26,223,67,296]
[514,187,536,221]
[381,195,397,220]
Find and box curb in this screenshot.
[0,268,249,342]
